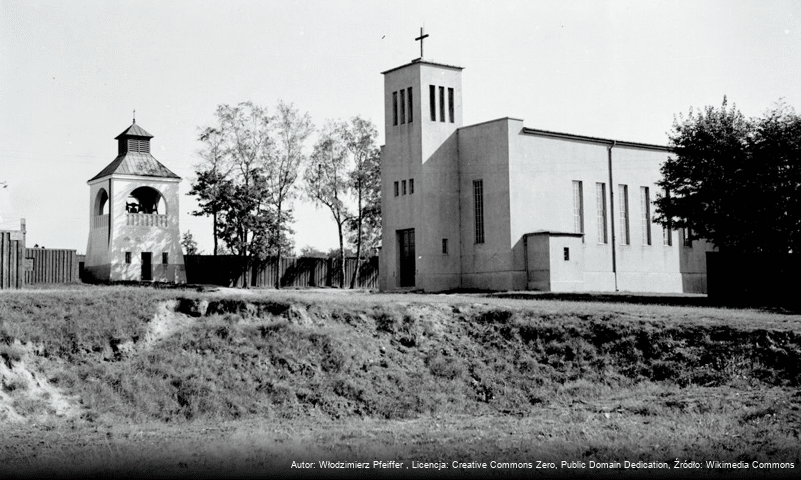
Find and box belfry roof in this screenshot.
[114,122,153,139]
[88,152,180,182]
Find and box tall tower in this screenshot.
[85,120,186,283]
[378,54,464,291]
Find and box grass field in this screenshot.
[1,285,799,478]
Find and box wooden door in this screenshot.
[141,252,152,281]
[398,229,415,288]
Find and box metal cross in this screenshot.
[415,27,429,58]
[133,109,136,123]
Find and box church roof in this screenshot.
[381,58,464,75]
[88,152,180,182]
[114,122,153,139]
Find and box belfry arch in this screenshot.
[94,188,109,216]
[126,186,166,214]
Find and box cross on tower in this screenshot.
[133,109,136,124]
[415,27,429,58]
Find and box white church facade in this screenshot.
[85,121,186,283]
[378,57,712,293]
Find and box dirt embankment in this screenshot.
[2,295,800,424]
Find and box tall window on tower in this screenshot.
[430,85,436,121]
[448,88,454,123]
[392,92,398,126]
[400,89,406,124]
[619,184,630,245]
[439,86,445,122]
[572,181,584,234]
[662,189,672,246]
[640,186,651,245]
[596,182,607,244]
[474,180,485,244]
[407,87,413,123]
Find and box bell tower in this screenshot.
[378,33,464,292]
[85,118,186,283]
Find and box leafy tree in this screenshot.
[267,101,313,288]
[304,121,350,288]
[192,126,232,255]
[341,116,381,288]
[180,231,199,255]
[190,102,276,287]
[655,98,801,255]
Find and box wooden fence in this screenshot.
[0,227,25,289]
[25,248,80,285]
[184,255,379,289]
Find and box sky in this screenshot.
[1,0,799,254]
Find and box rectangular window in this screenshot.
[409,178,414,194]
[400,89,406,124]
[474,179,485,244]
[439,86,445,122]
[162,252,169,264]
[430,85,436,121]
[394,181,399,197]
[392,91,398,126]
[407,87,413,123]
[619,184,630,245]
[572,180,584,234]
[125,252,132,264]
[448,87,454,123]
[564,247,570,261]
[402,180,407,195]
[683,227,692,247]
[662,189,672,246]
[442,238,448,255]
[596,183,607,244]
[640,187,651,245]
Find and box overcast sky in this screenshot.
[1,0,799,254]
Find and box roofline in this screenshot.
[87,173,182,184]
[523,230,586,238]
[381,58,464,75]
[521,127,670,151]
[458,117,524,131]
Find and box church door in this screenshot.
[397,229,415,287]
[141,252,152,281]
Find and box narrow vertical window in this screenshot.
[564,247,570,261]
[572,180,584,234]
[442,238,448,255]
[400,89,406,124]
[640,187,651,245]
[474,180,485,244]
[402,180,407,195]
[662,189,672,246]
[162,252,169,264]
[392,92,398,126]
[596,183,607,244]
[448,87,454,123]
[429,85,436,121]
[439,86,445,122]
[394,181,399,197]
[409,178,414,194]
[619,184,630,245]
[683,227,692,247]
[407,87,413,123]
[125,252,132,264]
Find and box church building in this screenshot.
[84,120,186,283]
[378,53,712,293]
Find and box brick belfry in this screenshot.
[84,117,186,283]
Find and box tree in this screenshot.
[189,102,275,287]
[181,231,199,255]
[341,117,381,288]
[304,121,350,288]
[654,97,801,256]
[192,126,232,255]
[267,101,313,288]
